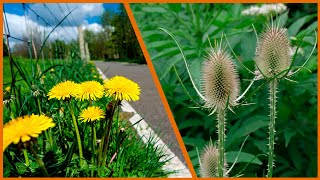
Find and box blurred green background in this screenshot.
[131,3,317,177]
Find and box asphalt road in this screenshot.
[94,61,186,165]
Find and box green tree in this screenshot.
[101,5,144,62]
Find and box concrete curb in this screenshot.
[97,67,191,178]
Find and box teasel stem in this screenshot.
[217,108,226,177]
[67,102,84,167]
[267,79,277,177]
[29,142,49,176]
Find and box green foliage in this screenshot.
[50,39,79,60]
[131,3,317,177]
[84,4,144,63]
[3,56,171,177]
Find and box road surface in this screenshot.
[94,61,186,165]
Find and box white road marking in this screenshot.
[97,67,191,178]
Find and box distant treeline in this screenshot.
[84,4,144,63]
[4,4,145,64]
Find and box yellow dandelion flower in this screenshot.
[3,114,55,151]
[104,76,140,101]
[79,106,105,122]
[5,86,10,92]
[48,81,81,100]
[78,81,104,101]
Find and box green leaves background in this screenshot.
[131,3,317,177]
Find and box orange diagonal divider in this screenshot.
[124,2,198,178]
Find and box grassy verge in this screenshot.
[3,56,171,177]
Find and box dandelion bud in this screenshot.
[31,84,41,97]
[199,142,228,177]
[3,91,11,101]
[31,84,38,91]
[202,48,240,112]
[105,102,114,119]
[3,91,15,106]
[255,24,291,78]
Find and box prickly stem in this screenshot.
[267,80,277,177]
[217,108,226,177]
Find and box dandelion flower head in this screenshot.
[48,80,81,100]
[3,114,55,151]
[104,76,140,101]
[79,106,105,122]
[78,81,104,101]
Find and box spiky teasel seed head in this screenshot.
[199,142,228,177]
[202,47,240,113]
[255,22,292,79]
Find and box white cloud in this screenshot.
[49,26,78,41]
[4,3,105,49]
[27,3,104,27]
[4,13,32,40]
[79,4,104,17]
[82,23,103,33]
[4,12,78,49]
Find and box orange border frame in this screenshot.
[1,1,319,180]
[1,3,3,180]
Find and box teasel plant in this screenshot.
[198,141,221,177]
[198,135,250,178]
[224,19,316,177]
[159,27,258,177]
[255,20,290,178]
[250,17,318,177]
[201,40,241,177]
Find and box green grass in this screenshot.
[3,57,64,89]
[3,56,171,177]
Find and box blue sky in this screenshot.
[4,3,120,24]
[4,3,121,48]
